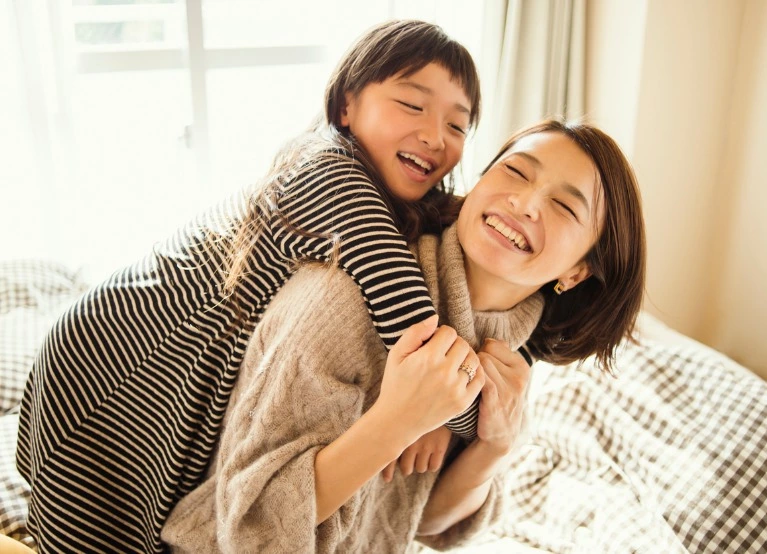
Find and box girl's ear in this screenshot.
[559,261,592,291]
[339,92,354,128]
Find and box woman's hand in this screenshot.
[381,425,453,482]
[417,339,530,535]
[373,315,485,444]
[476,339,530,455]
[315,316,482,524]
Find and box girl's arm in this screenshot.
[274,152,436,348]
[274,151,480,440]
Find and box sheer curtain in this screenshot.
[0,0,582,280]
[470,0,586,174]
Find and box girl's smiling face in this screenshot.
[457,131,606,311]
[340,63,471,202]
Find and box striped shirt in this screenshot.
[16,149,481,553]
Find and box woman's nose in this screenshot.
[508,190,541,221]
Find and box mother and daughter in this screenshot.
[16,20,645,553]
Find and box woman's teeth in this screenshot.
[398,152,433,174]
[485,215,530,252]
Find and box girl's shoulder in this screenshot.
[295,135,367,173]
[276,135,375,195]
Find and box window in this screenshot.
[2,0,485,278]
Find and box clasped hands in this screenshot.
[377,315,531,482]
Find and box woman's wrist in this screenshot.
[459,440,509,485]
[473,436,514,459]
[365,401,428,454]
[418,435,506,535]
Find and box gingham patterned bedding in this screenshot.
[2,261,766,553]
[454,333,767,554]
[0,260,89,414]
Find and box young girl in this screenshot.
[161,119,647,552]
[16,21,481,553]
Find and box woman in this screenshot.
[161,120,646,552]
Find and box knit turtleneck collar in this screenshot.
[413,224,544,351]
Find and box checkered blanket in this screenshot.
[0,260,89,414]
[2,260,766,553]
[464,337,767,554]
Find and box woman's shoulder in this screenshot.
[249,264,385,377]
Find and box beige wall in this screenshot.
[586,0,767,378]
[708,0,767,376]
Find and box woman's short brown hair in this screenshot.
[482,120,647,374]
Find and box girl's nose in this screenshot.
[417,119,445,151]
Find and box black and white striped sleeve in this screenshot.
[270,154,482,439]
[272,154,437,348]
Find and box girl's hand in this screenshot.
[374,315,485,443]
[476,339,530,454]
[381,425,453,482]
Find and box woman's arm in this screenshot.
[419,340,530,537]
[161,277,485,553]
[315,318,484,523]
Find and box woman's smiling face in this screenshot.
[457,131,606,310]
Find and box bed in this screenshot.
[1,260,766,553]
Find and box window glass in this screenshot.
[72,0,184,51]
[206,63,328,198]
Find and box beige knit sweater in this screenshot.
[161,225,544,553]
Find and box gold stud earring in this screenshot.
[554,281,566,295]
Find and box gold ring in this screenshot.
[458,362,476,384]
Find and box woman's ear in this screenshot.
[559,262,592,291]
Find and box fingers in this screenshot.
[478,355,500,408]
[478,351,502,384]
[427,451,443,472]
[447,341,479,386]
[479,347,531,394]
[382,460,396,483]
[480,338,517,365]
[399,447,417,477]
[413,452,431,474]
[384,426,452,482]
[464,362,486,400]
[390,314,439,362]
[425,325,461,358]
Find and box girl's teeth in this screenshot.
[400,152,432,172]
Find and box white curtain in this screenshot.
[471,0,586,175]
[1,0,67,261]
[0,0,579,276]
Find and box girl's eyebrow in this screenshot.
[396,80,471,115]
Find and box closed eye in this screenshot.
[449,123,466,135]
[397,100,422,112]
[555,199,578,219]
[503,163,527,180]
